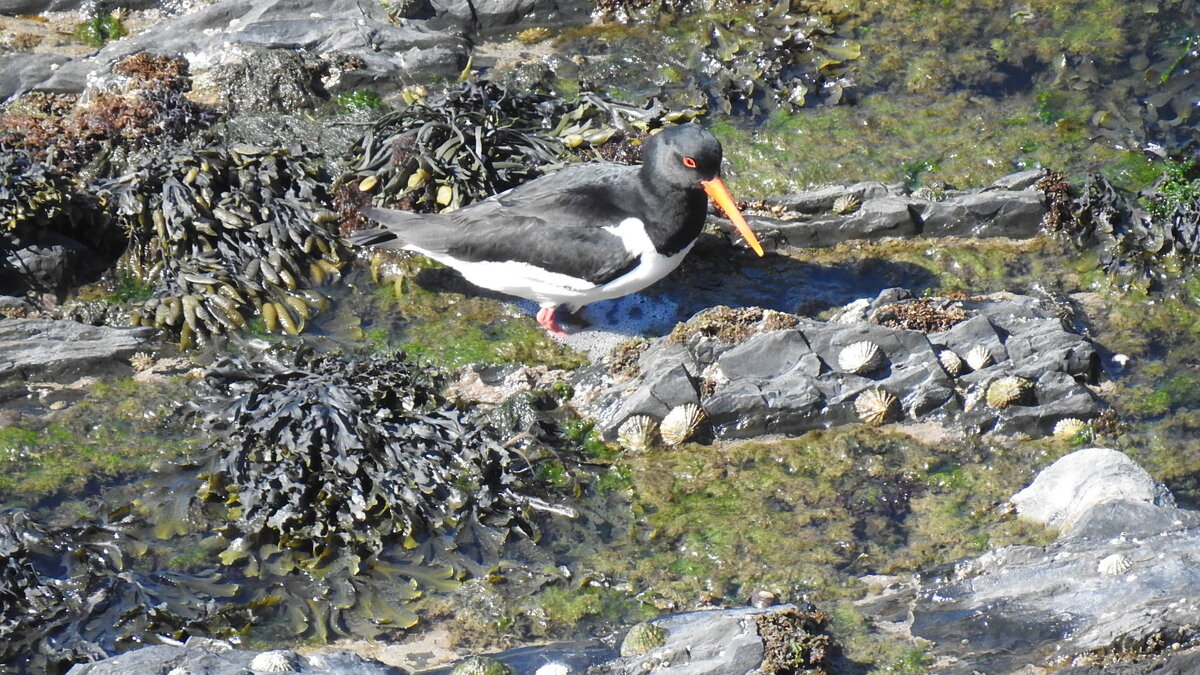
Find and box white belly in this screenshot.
[412,218,690,310]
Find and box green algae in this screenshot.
[0,378,198,505]
[360,256,587,369]
[712,93,1131,198]
[73,11,127,48]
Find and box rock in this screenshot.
[1010,447,1176,534]
[0,53,72,104]
[2,0,159,14]
[578,291,1103,441]
[904,461,1200,672]
[765,181,898,214]
[6,0,471,103]
[1,231,112,297]
[753,172,1049,249]
[915,189,1046,238]
[66,639,401,674]
[0,319,153,402]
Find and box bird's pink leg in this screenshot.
[536,307,567,336]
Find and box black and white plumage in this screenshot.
[350,123,764,334]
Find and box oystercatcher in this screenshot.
[351,124,764,335]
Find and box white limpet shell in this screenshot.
[964,345,994,371]
[839,341,885,374]
[937,349,965,376]
[1052,418,1089,440]
[1097,553,1132,576]
[855,389,899,425]
[660,404,706,445]
[617,415,658,452]
[249,650,302,673]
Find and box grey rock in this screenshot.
[987,168,1046,191]
[754,172,1050,250]
[1010,447,1176,533]
[2,0,159,14]
[1057,649,1200,675]
[67,640,402,674]
[764,181,897,214]
[6,0,470,103]
[909,500,1200,672]
[915,189,1047,238]
[0,319,153,401]
[2,231,109,296]
[579,291,1104,441]
[0,53,72,103]
[595,604,805,675]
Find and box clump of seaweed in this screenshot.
[870,297,969,333]
[198,351,548,561]
[99,141,344,346]
[668,306,799,345]
[335,81,681,219]
[754,606,832,674]
[0,147,75,232]
[1050,171,1200,279]
[73,9,127,48]
[0,508,244,673]
[0,53,215,173]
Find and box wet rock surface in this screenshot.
[0,318,153,402]
[861,448,1200,673]
[66,639,401,675]
[577,289,1102,441]
[756,171,1050,248]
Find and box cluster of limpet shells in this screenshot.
[102,142,344,346]
[617,403,707,451]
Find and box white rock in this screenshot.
[1010,448,1175,532]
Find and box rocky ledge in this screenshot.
[575,288,1103,443]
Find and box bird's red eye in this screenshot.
[682,157,697,169]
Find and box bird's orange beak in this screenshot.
[701,177,764,257]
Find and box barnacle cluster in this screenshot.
[578,0,860,114]
[198,351,545,560]
[0,509,243,673]
[336,81,693,220]
[100,142,344,345]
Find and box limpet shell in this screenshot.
[1097,553,1132,576]
[831,194,861,214]
[129,351,155,372]
[964,345,994,371]
[249,650,302,673]
[1052,418,1089,440]
[660,403,706,445]
[985,375,1033,409]
[617,415,658,452]
[620,621,667,657]
[838,340,885,374]
[855,389,899,425]
[937,349,965,376]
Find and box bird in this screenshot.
[350,123,764,335]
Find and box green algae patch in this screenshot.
[797,236,1072,299]
[546,426,1059,665]
[0,378,198,505]
[713,93,1131,198]
[358,255,587,370]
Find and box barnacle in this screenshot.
[1052,417,1090,440]
[937,348,966,377]
[1097,553,1132,577]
